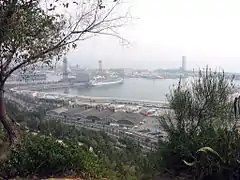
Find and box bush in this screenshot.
[4,104,148,180]
[145,68,240,179]
[0,115,147,179]
[1,134,106,179]
[184,138,240,180]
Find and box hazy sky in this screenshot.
[67,0,240,72]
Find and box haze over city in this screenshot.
[67,0,240,72]
[3,0,240,179]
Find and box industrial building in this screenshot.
[48,105,146,127]
[107,111,144,126]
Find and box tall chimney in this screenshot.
[98,60,102,73]
[182,56,186,72]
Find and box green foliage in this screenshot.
[1,134,107,179]
[162,68,234,134]
[1,0,129,85]
[35,120,145,179]
[1,0,129,148]
[144,68,240,179]
[5,68,240,179]
[182,129,240,180]
[1,105,146,179]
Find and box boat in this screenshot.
[89,75,124,86]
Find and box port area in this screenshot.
[8,80,169,108]
[6,79,239,148]
[5,83,171,150]
[6,80,89,90]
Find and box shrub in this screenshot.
[146,68,240,179]
[3,103,147,179]
[183,128,240,180]
[0,134,106,179]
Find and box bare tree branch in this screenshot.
[0,0,131,145]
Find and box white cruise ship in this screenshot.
[89,75,124,86]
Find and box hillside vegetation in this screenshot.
[0,116,146,179]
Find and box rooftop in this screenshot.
[82,109,114,119]
[50,107,69,114]
[108,111,144,125]
[49,106,152,126]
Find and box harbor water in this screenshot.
[45,78,184,101]
[44,75,240,102]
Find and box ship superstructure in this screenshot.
[89,61,124,86]
[89,74,124,86]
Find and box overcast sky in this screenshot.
[67,0,240,72]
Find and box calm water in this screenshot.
[47,78,181,101]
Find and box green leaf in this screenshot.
[197,147,225,163]
[183,160,195,167]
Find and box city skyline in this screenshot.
[65,55,238,73]
[66,0,240,73]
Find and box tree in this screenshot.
[161,68,234,133]
[155,68,236,174]
[0,0,130,146]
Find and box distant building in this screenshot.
[109,69,125,77]
[98,60,103,73]
[48,106,145,127]
[182,56,186,72]
[107,111,144,127]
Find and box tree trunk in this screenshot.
[0,86,21,147]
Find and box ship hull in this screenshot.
[90,78,124,87]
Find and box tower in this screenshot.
[62,55,68,82]
[182,56,186,72]
[98,60,102,73]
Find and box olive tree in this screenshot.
[0,0,130,146]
